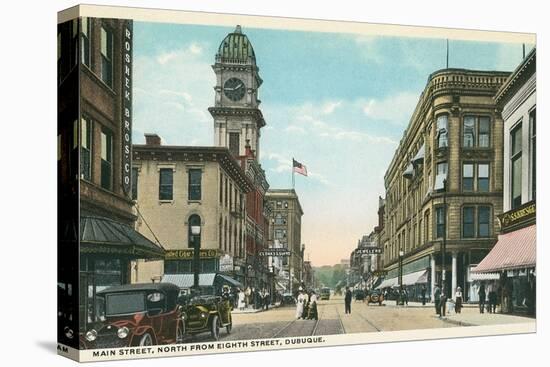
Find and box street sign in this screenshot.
[356,247,383,255]
[258,248,291,257]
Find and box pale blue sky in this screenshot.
[133,21,533,266]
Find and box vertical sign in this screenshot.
[122,20,133,195]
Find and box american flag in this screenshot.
[293,158,308,176]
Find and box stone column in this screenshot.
[430,256,436,302]
[452,251,458,300]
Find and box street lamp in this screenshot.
[190,222,201,292]
[398,250,404,305]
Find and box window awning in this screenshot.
[403,163,414,179]
[473,224,536,273]
[376,269,428,289]
[411,145,425,165]
[80,216,165,258]
[161,273,243,289]
[469,272,500,281]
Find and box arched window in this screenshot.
[188,214,201,249]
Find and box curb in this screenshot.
[438,317,477,327]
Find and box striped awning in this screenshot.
[473,224,536,273]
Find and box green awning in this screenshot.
[80,216,165,259]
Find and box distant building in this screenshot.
[266,189,304,293]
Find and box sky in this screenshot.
[133,21,534,266]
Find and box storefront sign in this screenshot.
[356,247,383,255]
[219,254,234,272]
[122,20,133,196]
[498,201,536,231]
[165,249,218,260]
[372,270,387,276]
[258,248,291,257]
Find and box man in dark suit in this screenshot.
[344,287,352,314]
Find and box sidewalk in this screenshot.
[232,302,282,314]
[437,308,535,327]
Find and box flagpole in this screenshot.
[292,158,295,190]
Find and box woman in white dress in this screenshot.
[295,289,305,319]
[237,289,246,311]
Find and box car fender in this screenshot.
[130,327,157,345]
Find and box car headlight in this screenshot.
[64,326,74,339]
[85,329,98,342]
[200,312,207,318]
[117,327,129,339]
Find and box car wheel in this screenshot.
[139,332,153,346]
[176,322,185,344]
[210,315,220,341]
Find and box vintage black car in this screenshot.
[80,283,186,349]
[366,289,384,306]
[179,294,232,341]
[354,289,366,301]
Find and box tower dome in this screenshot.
[216,25,256,63]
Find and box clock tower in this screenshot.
[209,25,266,160]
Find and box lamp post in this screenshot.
[399,250,404,305]
[191,224,201,291]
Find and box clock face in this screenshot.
[223,77,246,101]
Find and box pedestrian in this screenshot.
[440,287,447,317]
[478,283,486,314]
[403,289,409,306]
[296,288,306,319]
[245,287,251,308]
[420,285,426,306]
[263,289,270,310]
[488,289,497,313]
[237,288,245,311]
[455,286,463,314]
[434,284,441,317]
[344,286,352,314]
[308,291,319,320]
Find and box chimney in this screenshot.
[144,133,161,146]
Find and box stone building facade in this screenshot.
[131,135,254,285]
[382,68,510,301]
[265,189,304,293]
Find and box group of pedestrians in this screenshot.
[234,287,272,311]
[295,288,319,320]
[433,284,464,317]
[477,283,498,314]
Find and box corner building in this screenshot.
[382,69,510,301]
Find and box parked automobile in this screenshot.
[179,294,232,341]
[354,289,366,301]
[80,283,186,349]
[320,287,331,300]
[366,290,384,306]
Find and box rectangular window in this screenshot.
[100,26,113,87]
[275,229,284,239]
[224,176,228,208]
[159,168,173,200]
[80,117,92,181]
[479,117,490,147]
[478,164,489,192]
[436,115,448,148]
[229,132,240,156]
[478,206,490,237]
[511,123,522,209]
[219,174,223,204]
[462,163,474,191]
[131,167,138,200]
[188,169,202,200]
[463,116,476,147]
[81,17,90,67]
[100,129,112,190]
[435,207,445,239]
[530,109,536,200]
[462,206,475,238]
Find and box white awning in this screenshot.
[161,273,216,288]
[376,277,398,289]
[469,272,500,281]
[401,269,429,286]
[403,163,414,179]
[411,145,425,165]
